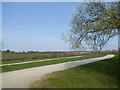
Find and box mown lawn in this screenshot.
[2,54,107,72]
[31,54,119,88]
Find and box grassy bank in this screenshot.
[2,54,107,72]
[31,54,119,88]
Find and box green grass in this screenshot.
[2,54,107,72]
[2,52,81,64]
[31,54,119,88]
[2,53,49,59]
[2,53,51,62]
[2,57,56,64]
[2,52,70,64]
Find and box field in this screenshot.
[31,54,119,88]
[2,53,108,72]
[2,51,87,64]
[2,51,115,63]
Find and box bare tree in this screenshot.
[63,2,119,51]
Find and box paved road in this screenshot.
[1,54,114,88]
[1,56,82,66]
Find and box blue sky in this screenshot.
[2,2,118,51]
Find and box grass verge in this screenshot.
[2,55,84,64]
[2,54,108,72]
[2,57,58,64]
[31,54,119,88]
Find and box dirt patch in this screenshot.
[30,73,57,88]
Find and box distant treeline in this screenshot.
[2,49,88,54]
[2,49,118,54]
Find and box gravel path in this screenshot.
[1,56,82,66]
[1,54,114,88]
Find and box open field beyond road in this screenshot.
[2,51,87,63]
[2,54,107,72]
[1,56,83,66]
[1,54,114,88]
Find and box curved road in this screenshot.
[1,54,114,88]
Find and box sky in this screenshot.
[2,2,118,52]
